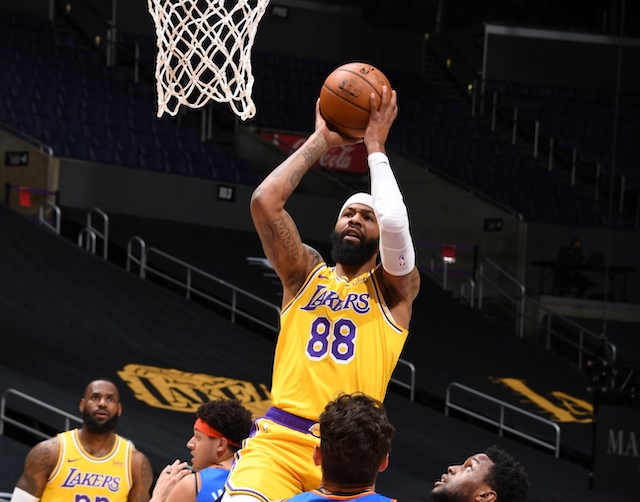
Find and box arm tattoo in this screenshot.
[272,215,301,264]
[306,246,323,268]
[289,139,325,189]
[288,165,304,189]
[301,137,327,166]
[271,136,326,190]
[259,216,301,269]
[258,220,280,267]
[398,268,421,298]
[380,268,420,308]
[19,440,57,495]
[27,444,53,477]
[140,455,153,497]
[131,452,153,502]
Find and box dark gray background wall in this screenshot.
[442,22,640,92]
[118,0,425,73]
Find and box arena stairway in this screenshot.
[0,203,634,501]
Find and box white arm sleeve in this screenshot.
[369,152,415,276]
[10,488,40,502]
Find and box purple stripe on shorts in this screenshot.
[264,407,319,436]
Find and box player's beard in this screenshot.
[330,230,378,267]
[83,409,119,434]
[430,484,473,502]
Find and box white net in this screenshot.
[147,0,270,120]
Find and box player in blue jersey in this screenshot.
[282,392,396,502]
[151,398,253,502]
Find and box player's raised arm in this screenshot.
[364,86,420,328]
[250,101,356,302]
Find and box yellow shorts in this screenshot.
[225,416,321,502]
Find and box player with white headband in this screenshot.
[221,85,421,502]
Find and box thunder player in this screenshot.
[283,393,397,502]
[150,398,253,502]
[11,380,152,502]
[221,86,420,502]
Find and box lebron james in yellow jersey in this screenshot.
[223,87,420,502]
[11,380,152,502]
[42,429,132,502]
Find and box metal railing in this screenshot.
[86,207,109,260]
[0,388,81,440]
[127,236,147,278]
[460,277,476,307]
[429,253,450,289]
[390,359,416,402]
[445,382,561,458]
[476,258,612,367]
[524,295,613,370]
[126,237,281,333]
[38,200,61,235]
[478,258,526,338]
[78,227,97,254]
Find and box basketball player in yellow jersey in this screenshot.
[222,86,420,502]
[11,380,153,502]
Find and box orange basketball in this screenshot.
[319,62,391,139]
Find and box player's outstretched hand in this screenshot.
[364,85,398,155]
[150,459,192,502]
[314,98,360,149]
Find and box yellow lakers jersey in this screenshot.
[272,263,408,420]
[42,429,133,502]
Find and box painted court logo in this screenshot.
[492,377,593,423]
[118,364,272,417]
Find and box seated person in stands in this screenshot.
[430,445,530,502]
[150,398,253,502]
[555,238,595,297]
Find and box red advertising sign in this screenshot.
[260,132,368,174]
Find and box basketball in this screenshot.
[319,62,391,139]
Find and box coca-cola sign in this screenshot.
[260,132,368,174]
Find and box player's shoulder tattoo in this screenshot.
[305,245,323,268]
[401,267,421,298]
[25,437,59,477]
[378,267,420,306]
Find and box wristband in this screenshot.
[11,488,40,502]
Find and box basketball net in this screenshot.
[147,0,270,120]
